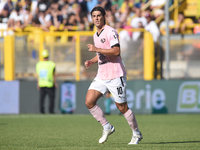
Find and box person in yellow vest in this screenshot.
[36,49,58,114]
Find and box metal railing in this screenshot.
[2,28,154,81]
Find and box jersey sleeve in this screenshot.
[108,29,120,48]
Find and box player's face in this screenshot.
[91,11,105,29]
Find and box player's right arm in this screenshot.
[85,55,98,69]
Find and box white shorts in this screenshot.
[88,76,127,103]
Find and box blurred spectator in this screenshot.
[19,0,32,16]
[68,0,79,14]
[74,3,87,23]
[144,12,160,43]
[87,0,98,13]
[173,12,194,34]
[0,0,15,23]
[130,8,147,28]
[48,2,63,30]
[61,3,69,24]
[193,18,200,34]
[81,13,91,30]
[31,0,38,17]
[98,0,112,10]
[64,13,77,31]
[119,5,134,24]
[32,17,41,27]
[51,0,62,12]
[122,20,132,38]
[132,21,143,41]
[58,0,68,8]
[115,21,131,60]
[110,1,120,22]
[159,18,175,35]
[120,0,134,14]
[150,0,166,10]
[78,20,88,32]
[134,0,148,9]
[35,0,51,17]
[141,7,150,17]
[21,4,33,29]
[0,0,6,14]
[7,4,21,28]
[106,9,116,28]
[35,0,52,31]
[116,21,132,41]
[78,0,88,15]
[61,0,79,24]
[64,13,77,41]
[149,0,166,19]
[38,12,51,31]
[22,0,32,11]
[111,0,123,13]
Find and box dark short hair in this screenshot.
[15,5,21,12]
[90,6,106,16]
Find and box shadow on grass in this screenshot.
[0,123,7,126]
[143,141,200,144]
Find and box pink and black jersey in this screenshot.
[93,25,126,80]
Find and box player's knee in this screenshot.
[85,101,89,108]
[118,107,126,114]
[85,99,89,107]
[116,103,128,114]
[85,99,94,109]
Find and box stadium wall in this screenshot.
[1,80,200,114]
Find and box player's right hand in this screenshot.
[85,60,93,69]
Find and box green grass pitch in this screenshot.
[0,114,200,150]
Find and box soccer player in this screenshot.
[84,6,143,144]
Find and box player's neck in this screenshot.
[97,24,105,34]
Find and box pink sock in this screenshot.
[123,109,138,130]
[89,105,108,126]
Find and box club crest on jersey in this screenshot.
[101,38,106,43]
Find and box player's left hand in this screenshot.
[87,44,98,52]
